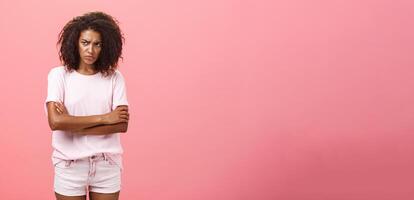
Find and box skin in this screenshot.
[47,101,129,134]
[77,29,102,75]
[51,29,126,200]
[55,191,119,200]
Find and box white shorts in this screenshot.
[53,153,122,196]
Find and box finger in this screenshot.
[117,107,128,111]
[55,102,63,109]
[118,108,128,113]
[118,112,129,117]
[58,103,68,112]
[54,102,61,110]
[120,111,129,115]
[121,116,129,121]
[120,114,129,119]
[57,106,64,113]
[55,102,66,114]
[59,102,66,110]
[117,119,128,123]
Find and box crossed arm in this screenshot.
[46,101,129,135]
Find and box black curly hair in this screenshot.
[57,11,125,77]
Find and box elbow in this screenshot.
[49,121,59,131]
[120,122,128,133]
[121,127,128,133]
[48,118,61,131]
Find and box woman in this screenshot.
[45,11,129,200]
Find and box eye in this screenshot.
[81,41,88,46]
[96,43,102,47]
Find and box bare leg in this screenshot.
[55,192,86,200]
[89,191,120,200]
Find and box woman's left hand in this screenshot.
[54,101,69,115]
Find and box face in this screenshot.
[78,29,102,66]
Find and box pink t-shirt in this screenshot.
[45,66,128,166]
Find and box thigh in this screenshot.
[89,154,122,194]
[54,159,89,197]
[89,191,120,200]
[55,192,86,200]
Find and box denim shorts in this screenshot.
[53,153,122,196]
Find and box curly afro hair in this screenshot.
[57,11,125,77]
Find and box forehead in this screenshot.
[79,29,101,41]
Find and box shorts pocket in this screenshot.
[54,159,76,169]
[104,154,123,171]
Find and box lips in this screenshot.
[85,56,94,60]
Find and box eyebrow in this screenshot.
[81,39,101,43]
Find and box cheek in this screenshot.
[78,46,86,52]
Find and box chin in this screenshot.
[83,60,95,65]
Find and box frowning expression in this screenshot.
[78,29,102,65]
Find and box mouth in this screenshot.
[84,56,94,60]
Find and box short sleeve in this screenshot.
[44,67,65,115]
[112,70,129,110]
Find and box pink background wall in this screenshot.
[1,0,413,199]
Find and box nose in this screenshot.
[87,46,93,53]
[86,44,94,54]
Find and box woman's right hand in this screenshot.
[103,106,129,124]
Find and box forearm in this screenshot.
[52,114,106,131]
[75,122,128,135]
[47,102,128,132]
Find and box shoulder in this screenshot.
[114,69,124,76]
[48,66,67,77]
[112,69,126,80]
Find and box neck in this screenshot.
[77,63,96,75]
